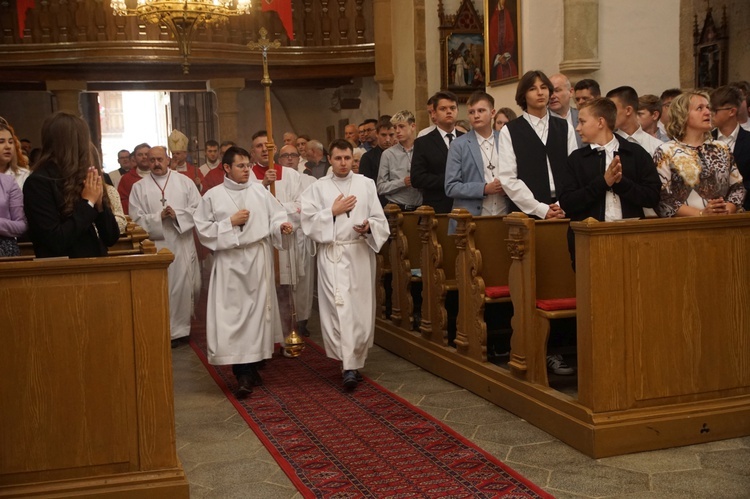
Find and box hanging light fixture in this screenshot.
[111,1,252,74]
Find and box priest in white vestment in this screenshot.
[301,139,389,390]
[129,146,201,347]
[194,146,292,397]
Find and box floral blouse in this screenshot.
[655,139,746,217]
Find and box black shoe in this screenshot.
[342,370,358,390]
[354,370,363,382]
[171,339,179,349]
[236,375,253,399]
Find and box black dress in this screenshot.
[23,162,120,258]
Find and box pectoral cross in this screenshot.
[161,197,167,207]
[487,164,496,178]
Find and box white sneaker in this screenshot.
[547,354,574,375]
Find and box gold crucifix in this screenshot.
[248,27,282,197]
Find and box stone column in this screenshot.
[373,0,394,96]
[207,78,246,143]
[559,0,601,74]
[413,0,429,130]
[46,80,87,115]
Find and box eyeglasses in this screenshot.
[711,107,734,113]
[279,153,300,159]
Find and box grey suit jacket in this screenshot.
[444,129,504,233]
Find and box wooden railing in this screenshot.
[0,0,372,47]
[0,0,375,82]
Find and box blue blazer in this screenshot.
[444,129,501,233]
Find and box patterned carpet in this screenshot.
[190,335,551,498]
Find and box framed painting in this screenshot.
[485,0,521,87]
[439,0,485,102]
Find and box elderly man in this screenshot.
[549,73,582,147]
[344,124,359,148]
[129,146,202,348]
[304,140,329,179]
[169,129,204,193]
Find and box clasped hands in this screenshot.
[484,178,505,196]
[230,209,293,234]
[701,197,733,216]
[81,167,104,212]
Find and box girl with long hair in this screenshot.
[23,112,119,258]
[0,119,30,189]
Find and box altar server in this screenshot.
[300,139,389,390]
[129,146,201,347]
[194,146,292,398]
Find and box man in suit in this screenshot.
[445,91,509,233]
[558,98,661,268]
[549,73,582,147]
[411,90,461,213]
[711,85,750,210]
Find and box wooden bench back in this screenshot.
[435,215,457,281]
[402,211,422,270]
[534,220,576,300]
[471,215,510,289]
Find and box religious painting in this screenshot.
[484,0,521,87]
[446,33,486,91]
[693,5,727,89]
[439,0,485,102]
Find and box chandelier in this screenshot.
[111,1,252,74]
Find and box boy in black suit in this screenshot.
[711,85,750,210]
[411,91,462,214]
[558,98,661,268]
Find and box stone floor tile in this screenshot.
[265,469,297,489]
[651,468,750,498]
[682,438,748,453]
[188,458,281,489]
[416,404,450,421]
[502,462,550,489]
[542,489,590,499]
[420,389,493,409]
[469,438,510,462]
[441,420,478,440]
[548,463,650,497]
[188,483,213,498]
[445,404,517,425]
[175,420,249,444]
[250,443,279,464]
[474,421,555,447]
[178,432,265,464]
[507,441,591,470]
[698,447,750,476]
[608,492,686,499]
[203,481,299,499]
[598,446,702,474]
[385,371,463,396]
[174,400,239,427]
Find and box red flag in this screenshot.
[261,0,294,40]
[17,0,34,39]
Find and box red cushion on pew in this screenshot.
[485,286,510,299]
[536,298,576,311]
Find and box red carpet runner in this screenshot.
[190,336,552,498]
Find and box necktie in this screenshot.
[446,133,454,146]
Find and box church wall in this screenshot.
[0,91,54,147]
[237,78,381,148]
[378,3,418,114]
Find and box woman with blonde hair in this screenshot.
[23,112,120,258]
[0,119,30,189]
[655,90,745,217]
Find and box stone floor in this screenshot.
[173,314,750,499]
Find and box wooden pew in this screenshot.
[505,213,577,387]
[375,237,391,320]
[0,246,189,497]
[14,221,150,259]
[450,209,512,362]
[384,204,421,330]
[376,211,750,457]
[415,206,457,345]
